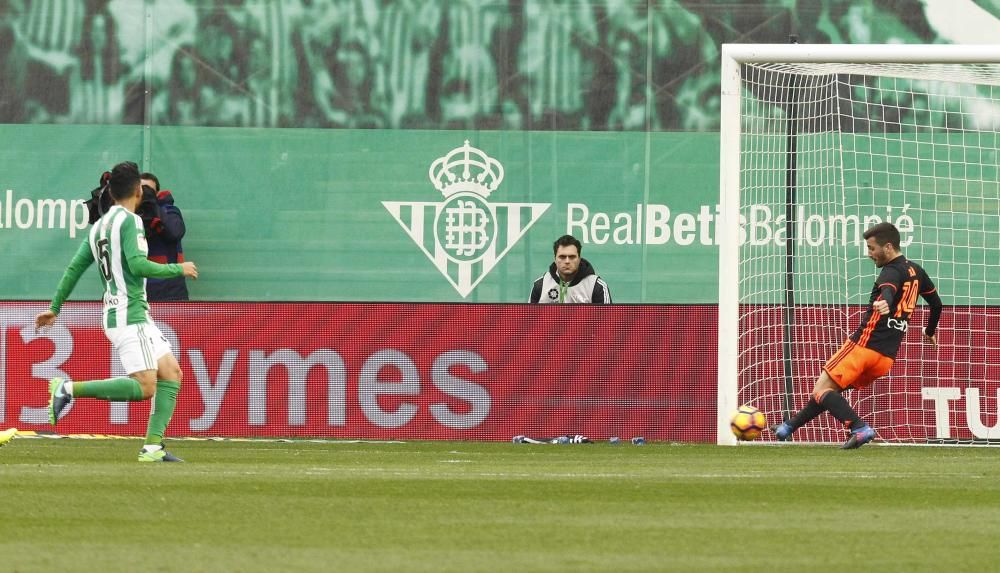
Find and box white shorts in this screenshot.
[105,322,172,375]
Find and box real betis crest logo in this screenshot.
[383,141,549,297]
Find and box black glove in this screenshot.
[138,184,161,226]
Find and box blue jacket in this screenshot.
[141,189,188,301]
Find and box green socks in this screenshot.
[73,377,145,401]
[144,380,181,446]
[67,377,180,446]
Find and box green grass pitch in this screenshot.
[2,438,998,572]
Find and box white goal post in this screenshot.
[718,44,1000,446]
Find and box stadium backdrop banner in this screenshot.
[1,126,726,303]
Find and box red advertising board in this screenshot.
[2,302,718,442]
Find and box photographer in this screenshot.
[138,172,189,301]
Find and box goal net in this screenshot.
[718,45,1000,445]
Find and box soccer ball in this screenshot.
[730,405,768,441]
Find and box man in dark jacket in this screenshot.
[529,235,611,304]
[140,172,189,301]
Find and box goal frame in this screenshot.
[717,43,1000,445]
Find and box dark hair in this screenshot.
[863,222,901,250]
[552,234,582,256]
[140,172,160,192]
[109,161,141,201]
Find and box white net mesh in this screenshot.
[737,61,1000,444]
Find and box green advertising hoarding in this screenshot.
[0,125,722,303]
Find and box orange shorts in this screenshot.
[822,340,894,390]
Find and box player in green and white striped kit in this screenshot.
[35,161,198,462]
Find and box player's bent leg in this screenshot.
[817,387,876,448]
[813,369,866,431]
[50,372,153,425]
[72,377,147,401]
[772,371,841,440]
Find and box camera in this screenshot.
[83,173,159,224]
[84,185,112,225]
[84,171,112,224]
[138,184,159,221]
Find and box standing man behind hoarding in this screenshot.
[530,234,611,304]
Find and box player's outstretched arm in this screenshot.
[125,252,183,278]
[43,240,96,326]
[121,214,189,280]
